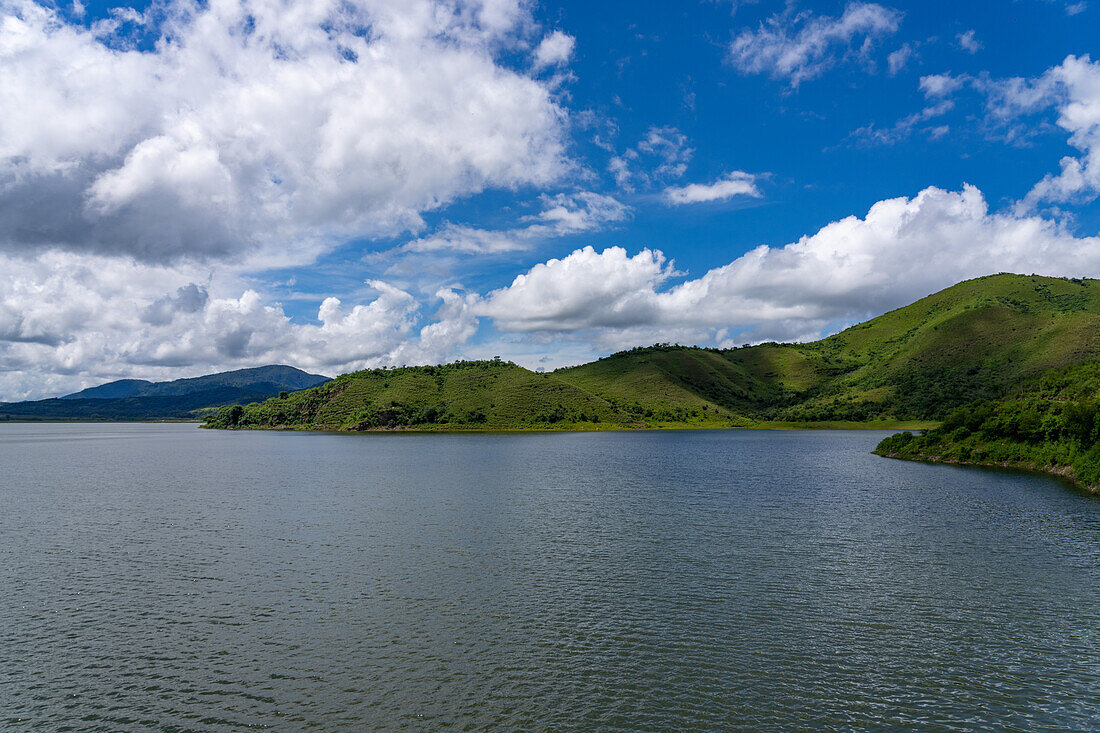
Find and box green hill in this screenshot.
[557,274,1100,422]
[776,274,1100,420]
[206,360,646,431]
[207,274,1100,432]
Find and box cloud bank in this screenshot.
[478,185,1100,347]
[4,184,1100,399]
[0,0,569,264]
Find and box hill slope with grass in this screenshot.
[774,273,1100,420]
[207,274,1100,432]
[555,274,1100,423]
[204,360,662,430]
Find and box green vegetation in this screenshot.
[206,359,648,431]
[206,274,1100,437]
[555,274,1100,424]
[876,360,1100,494]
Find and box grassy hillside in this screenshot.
[207,274,1100,432]
[779,274,1100,420]
[206,360,653,430]
[875,360,1100,494]
[555,346,767,423]
[556,274,1100,423]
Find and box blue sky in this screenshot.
[273,0,1099,302]
[2,0,1100,397]
[270,0,1100,308]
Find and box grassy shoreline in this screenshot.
[874,447,1098,495]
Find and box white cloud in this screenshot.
[0,250,473,399]
[402,192,629,254]
[476,246,673,331]
[5,184,1100,398]
[729,2,903,86]
[956,30,981,54]
[533,30,575,68]
[664,171,762,205]
[477,185,1100,346]
[0,0,569,264]
[920,73,966,98]
[842,99,954,147]
[925,56,1100,209]
[1020,55,1100,209]
[887,44,913,75]
[403,225,527,255]
[609,126,693,190]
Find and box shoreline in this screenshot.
[874,449,1100,496]
[204,419,938,434]
[0,418,204,424]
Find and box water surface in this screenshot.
[1,424,1098,730]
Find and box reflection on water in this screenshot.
[1,424,1098,730]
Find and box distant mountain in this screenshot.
[62,365,328,399]
[204,274,1100,431]
[0,365,330,422]
[60,379,153,400]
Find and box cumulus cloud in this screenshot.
[729,2,903,86]
[478,185,1100,345]
[476,246,673,331]
[664,172,762,205]
[0,0,568,264]
[1020,55,1100,209]
[533,30,575,68]
[6,184,1100,398]
[0,250,475,399]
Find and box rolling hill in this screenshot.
[558,273,1100,422]
[206,274,1100,431]
[0,365,330,422]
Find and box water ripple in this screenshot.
[0,424,1098,731]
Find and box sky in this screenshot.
[2,0,1100,399]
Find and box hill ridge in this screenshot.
[1,365,331,422]
[206,274,1100,431]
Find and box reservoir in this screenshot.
[2,424,1098,730]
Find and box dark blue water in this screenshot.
[1,424,1098,731]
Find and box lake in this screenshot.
[1,423,1098,730]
